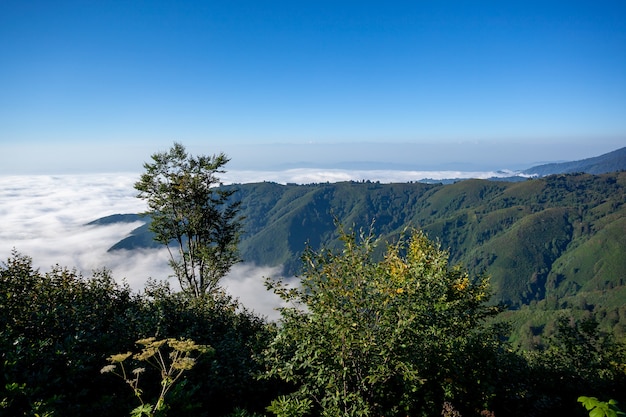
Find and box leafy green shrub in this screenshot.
[0,252,276,417]
[491,315,626,416]
[578,396,625,417]
[0,251,142,416]
[263,227,503,416]
[266,396,312,417]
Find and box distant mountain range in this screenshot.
[91,147,626,344]
[522,146,626,177]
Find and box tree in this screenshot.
[263,226,502,416]
[135,142,243,297]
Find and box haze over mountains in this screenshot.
[219,146,626,184]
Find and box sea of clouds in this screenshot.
[221,167,520,184]
[0,168,519,319]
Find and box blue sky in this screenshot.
[1,1,625,174]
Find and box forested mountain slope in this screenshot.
[107,172,626,314]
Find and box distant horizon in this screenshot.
[1,140,623,176]
[0,167,524,186]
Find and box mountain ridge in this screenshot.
[103,172,626,306]
[522,146,626,176]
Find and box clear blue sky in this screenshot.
[1,1,625,173]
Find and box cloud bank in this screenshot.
[222,168,519,184]
[0,173,151,283]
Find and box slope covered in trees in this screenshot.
[110,172,626,306]
[104,172,626,348]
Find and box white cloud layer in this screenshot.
[222,168,519,184]
[0,168,515,319]
[0,173,293,319]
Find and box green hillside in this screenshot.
[106,172,626,345]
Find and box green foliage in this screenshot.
[226,407,267,417]
[102,337,212,416]
[0,251,276,417]
[493,315,626,416]
[578,396,626,417]
[545,316,624,380]
[135,142,243,297]
[138,280,279,416]
[2,243,626,417]
[266,396,313,417]
[263,226,503,416]
[0,250,143,416]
